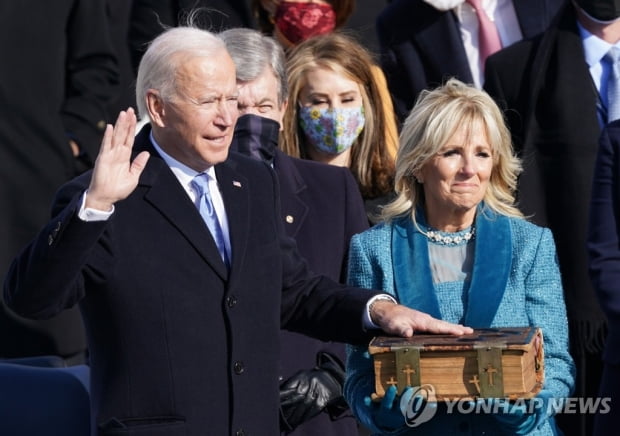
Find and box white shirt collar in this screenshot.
[578,19,618,68]
[423,0,465,12]
[454,0,500,21]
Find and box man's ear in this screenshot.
[146,90,165,127]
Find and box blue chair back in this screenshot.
[0,362,90,436]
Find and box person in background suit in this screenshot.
[3,26,472,435]
[376,0,566,122]
[220,26,368,436]
[484,2,620,435]
[588,119,620,436]
[0,0,119,363]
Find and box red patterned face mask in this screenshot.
[274,1,336,45]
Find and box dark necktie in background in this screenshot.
[466,0,502,71]
[191,173,230,269]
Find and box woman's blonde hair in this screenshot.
[381,78,523,222]
[280,32,398,199]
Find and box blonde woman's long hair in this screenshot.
[280,32,398,199]
[381,78,523,223]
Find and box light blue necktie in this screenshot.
[191,173,230,268]
[605,46,620,123]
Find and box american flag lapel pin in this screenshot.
[232,180,242,188]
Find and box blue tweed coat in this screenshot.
[344,208,575,435]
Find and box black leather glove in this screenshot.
[279,352,348,432]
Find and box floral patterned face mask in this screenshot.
[298,106,365,155]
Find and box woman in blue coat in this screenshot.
[344,79,575,435]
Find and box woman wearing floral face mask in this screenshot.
[252,0,354,48]
[280,32,399,223]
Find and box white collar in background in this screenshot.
[423,0,465,11]
[424,0,504,18]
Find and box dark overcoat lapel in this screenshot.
[514,0,566,39]
[274,149,310,239]
[522,5,598,146]
[517,8,599,226]
[215,158,250,283]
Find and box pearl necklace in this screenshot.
[423,226,475,246]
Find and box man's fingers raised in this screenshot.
[131,151,150,176]
[110,108,137,149]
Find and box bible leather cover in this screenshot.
[368,327,544,401]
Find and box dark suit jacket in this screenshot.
[376,0,566,121]
[589,120,620,364]
[0,0,119,360]
[3,126,380,436]
[484,3,606,353]
[274,150,368,436]
[588,121,620,436]
[275,149,368,283]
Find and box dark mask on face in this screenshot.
[576,0,620,22]
[230,114,280,165]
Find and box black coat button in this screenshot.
[226,295,237,308]
[233,361,244,374]
[235,430,245,436]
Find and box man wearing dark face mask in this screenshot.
[484,1,620,435]
[219,28,369,436]
[576,0,620,21]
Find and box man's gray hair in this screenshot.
[219,28,288,106]
[135,26,227,120]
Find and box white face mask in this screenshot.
[422,0,466,11]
